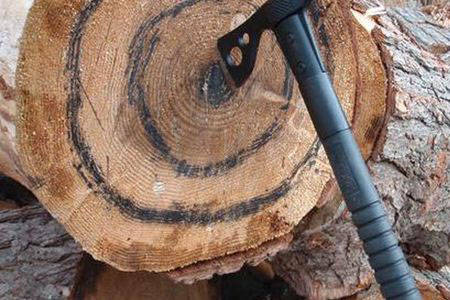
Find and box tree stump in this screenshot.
[3,0,386,275]
[0,0,448,295]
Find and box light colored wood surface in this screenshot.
[9,0,386,273]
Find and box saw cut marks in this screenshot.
[16,0,386,272]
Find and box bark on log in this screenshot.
[0,197,220,300]
[273,3,450,299]
[0,205,83,299]
[0,198,219,300]
[346,267,450,300]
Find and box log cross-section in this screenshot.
[7,0,385,274]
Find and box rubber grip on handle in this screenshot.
[322,129,421,300]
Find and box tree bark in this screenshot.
[0,203,219,300]
[0,205,83,299]
[273,3,450,299]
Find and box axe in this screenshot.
[218,1,421,299]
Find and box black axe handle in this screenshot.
[218,2,421,299]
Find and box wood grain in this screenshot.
[13,0,386,272]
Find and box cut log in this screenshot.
[273,3,450,299]
[1,0,448,292]
[166,233,293,284]
[2,0,388,277]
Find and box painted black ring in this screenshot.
[127,0,293,178]
[66,0,320,225]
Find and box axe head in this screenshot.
[217,0,310,87]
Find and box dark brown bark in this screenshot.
[384,0,447,8]
[345,268,450,299]
[0,205,83,299]
[273,4,450,299]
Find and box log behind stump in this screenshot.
[273,3,450,299]
[0,205,83,299]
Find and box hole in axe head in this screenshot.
[227,47,243,66]
[239,33,250,46]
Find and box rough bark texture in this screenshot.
[347,267,450,299]
[273,4,450,299]
[0,205,83,300]
[385,0,447,8]
[373,6,449,271]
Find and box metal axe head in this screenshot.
[217,0,310,87]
